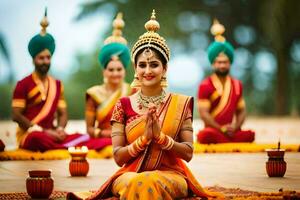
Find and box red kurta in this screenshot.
[197,74,255,144]
[12,73,111,152]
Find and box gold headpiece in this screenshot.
[210,19,226,42]
[131,9,170,63]
[40,8,49,36]
[104,12,127,45]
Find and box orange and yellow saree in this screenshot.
[68,93,219,200]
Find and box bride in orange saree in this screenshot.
[67,10,222,200]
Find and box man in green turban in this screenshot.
[28,33,55,58]
[197,19,255,144]
[11,10,111,152]
[11,10,69,151]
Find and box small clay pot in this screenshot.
[266,160,287,177]
[69,153,89,176]
[265,148,287,177]
[26,170,53,198]
[0,139,5,151]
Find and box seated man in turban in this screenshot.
[197,20,255,144]
[11,10,111,151]
[85,13,132,144]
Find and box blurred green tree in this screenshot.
[74,0,300,115]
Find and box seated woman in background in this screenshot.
[67,10,220,200]
[84,13,132,149]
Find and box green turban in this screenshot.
[207,41,234,64]
[28,33,55,58]
[98,42,130,68]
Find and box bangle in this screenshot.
[162,135,175,150]
[127,136,150,157]
[220,126,227,133]
[127,144,139,157]
[113,146,122,155]
[182,142,194,151]
[56,126,64,131]
[28,124,43,132]
[94,128,101,138]
[155,132,175,150]
[155,132,166,144]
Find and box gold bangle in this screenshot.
[220,126,227,133]
[94,128,101,137]
[56,126,64,131]
[113,146,122,155]
[155,132,166,144]
[140,136,151,147]
[182,142,194,151]
[27,124,43,132]
[127,144,139,157]
[127,136,149,157]
[161,135,175,150]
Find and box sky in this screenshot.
[0,0,109,81]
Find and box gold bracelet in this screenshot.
[27,124,43,132]
[182,142,194,151]
[220,126,227,133]
[155,132,166,144]
[155,132,175,150]
[113,146,122,155]
[127,136,149,157]
[94,128,101,138]
[161,135,175,150]
[56,126,64,131]
[127,144,139,157]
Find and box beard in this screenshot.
[215,69,229,77]
[35,63,50,75]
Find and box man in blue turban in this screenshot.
[197,19,255,144]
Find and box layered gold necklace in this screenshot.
[137,90,166,110]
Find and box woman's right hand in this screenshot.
[143,110,153,140]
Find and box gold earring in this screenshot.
[160,74,168,88]
[130,73,141,88]
[103,77,108,84]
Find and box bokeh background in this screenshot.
[1,0,300,119]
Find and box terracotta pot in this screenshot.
[26,170,53,198]
[265,148,287,177]
[266,148,285,159]
[266,160,287,177]
[0,139,5,151]
[69,153,89,176]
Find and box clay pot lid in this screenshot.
[70,152,88,157]
[265,148,286,152]
[29,170,51,177]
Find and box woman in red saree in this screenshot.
[67,10,221,200]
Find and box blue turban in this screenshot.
[28,33,55,58]
[98,42,130,68]
[207,41,234,64]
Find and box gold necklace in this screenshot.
[137,90,166,110]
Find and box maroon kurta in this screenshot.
[12,73,111,152]
[197,74,255,144]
